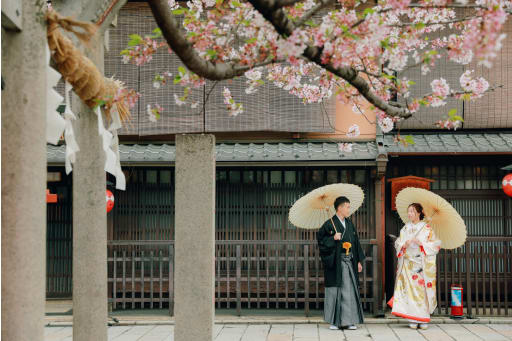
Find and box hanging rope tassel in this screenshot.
[46,10,131,122]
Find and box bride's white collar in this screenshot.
[407,221,425,229]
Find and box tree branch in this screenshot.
[351,4,504,32]
[234,58,285,71]
[390,15,481,28]
[420,84,504,99]
[276,0,304,8]
[147,0,414,117]
[248,0,411,118]
[148,0,269,80]
[295,0,333,28]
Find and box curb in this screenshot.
[45,317,512,327]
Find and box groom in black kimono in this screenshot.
[317,196,365,330]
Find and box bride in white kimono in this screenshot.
[390,203,441,330]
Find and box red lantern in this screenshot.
[106,189,115,213]
[503,174,512,198]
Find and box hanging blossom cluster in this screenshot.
[458,70,490,99]
[153,71,173,89]
[113,87,140,110]
[244,69,264,94]
[429,78,451,107]
[147,104,164,123]
[121,30,168,66]
[123,0,510,130]
[436,118,463,130]
[223,87,244,116]
[267,62,336,103]
[174,87,200,109]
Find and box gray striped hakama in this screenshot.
[323,254,364,328]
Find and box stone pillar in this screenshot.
[72,34,108,341]
[1,2,47,341]
[175,134,216,341]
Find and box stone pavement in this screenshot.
[45,323,512,341]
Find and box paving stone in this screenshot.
[438,324,481,341]
[366,324,400,341]
[294,324,318,338]
[463,324,509,341]
[241,325,271,341]
[488,324,512,339]
[417,324,454,341]
[44,323,512,341]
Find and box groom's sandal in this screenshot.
[343,325,357,330]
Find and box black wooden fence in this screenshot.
[107,239,380,316]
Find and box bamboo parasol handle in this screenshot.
[320,195,339,235]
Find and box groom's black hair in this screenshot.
[334,196,350,211]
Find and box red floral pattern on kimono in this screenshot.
[391,222,441,322]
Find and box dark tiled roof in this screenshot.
[47,133,512,164]
[384,133,512,153]
[47,142,378,164]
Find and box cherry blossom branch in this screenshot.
[351,8,393,29]
[148,0,274,80]
[295,0,333,28]
[146,0,505,120]
[351,4,507,31]
[405,3,512,15]
[248,0,412,118]
[357,62,396,90]
[352,102,377,125]
[390,15,481,28]
[406,3,488,10]
[421,84,504,99]
[234,58,285,71]
[276,0,306,8]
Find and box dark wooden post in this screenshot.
[304,244,310,317]
[236,244,242,316]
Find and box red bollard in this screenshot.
[450,285,464,317]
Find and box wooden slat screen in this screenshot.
[104,3,336,135]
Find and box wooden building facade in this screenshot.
[47,135,512,316]
[45,2,512,316]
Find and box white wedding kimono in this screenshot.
[390,221,441,323]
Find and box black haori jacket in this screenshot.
[316,216,365,287]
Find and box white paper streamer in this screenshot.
[110,132,126,190]
[46,45,66,145]
[108,107,126,190]
[63,82,80,174]
[95,107,126,190]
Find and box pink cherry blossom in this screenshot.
[168,0,179,10]
[174,94,186,106]
[147,104,163,122]
[378,117,394,133]
[459,70,490,99]
[346,124,361,138]
[223,87,244,116]
[431,78,450,98]
[338,143,353,153]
